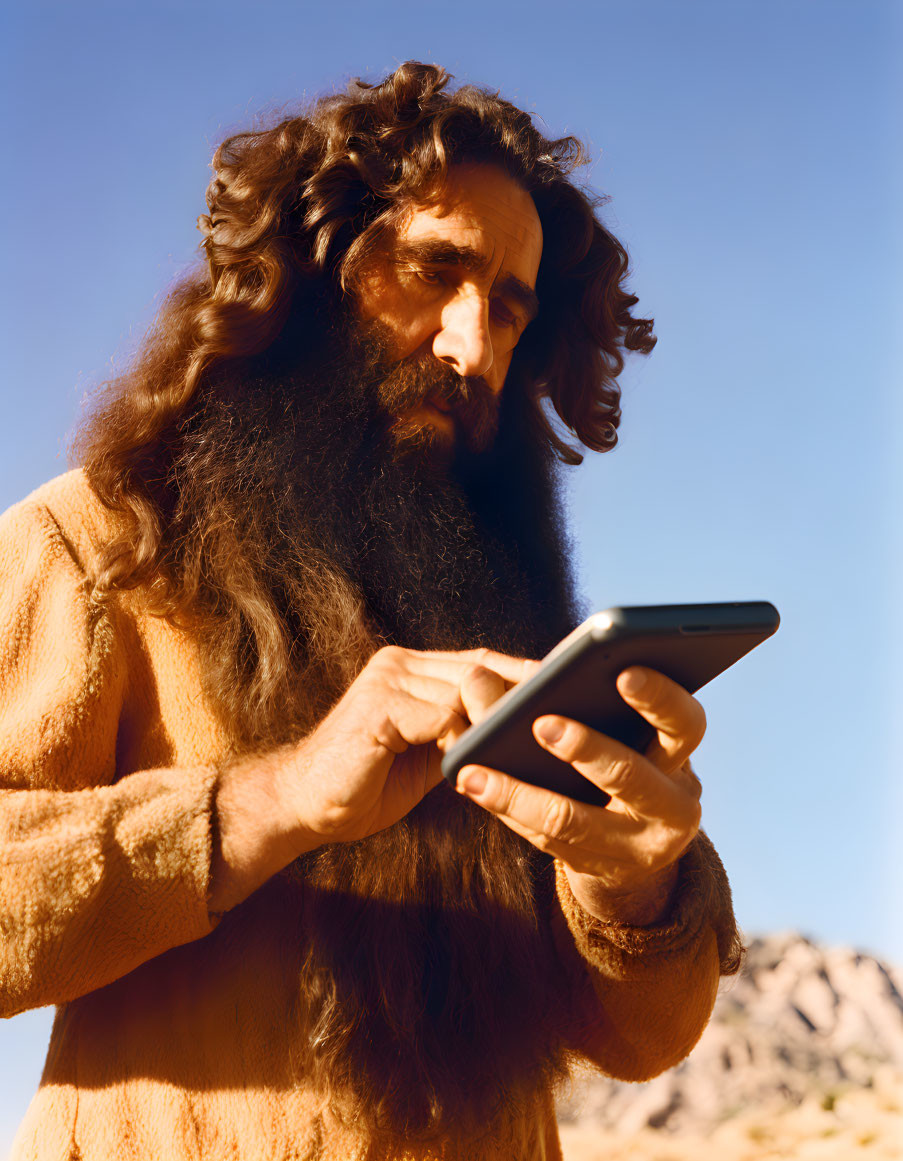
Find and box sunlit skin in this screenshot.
[210,165,706,927]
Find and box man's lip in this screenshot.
[426,395,453,414]
[400,399,455,436]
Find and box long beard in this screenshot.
[291,790,572,1150]
[171,295,582,1145]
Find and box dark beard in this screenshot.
[171,293,582,1147]
[256,299,579,658]
[291,790,574,1151]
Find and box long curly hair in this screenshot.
[73,61,656,746]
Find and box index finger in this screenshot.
[616,667,706,769]
[414,648,543,687]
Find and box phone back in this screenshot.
[441,601,779,809]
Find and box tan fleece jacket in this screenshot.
[0,471,736,1161]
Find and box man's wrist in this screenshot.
[209,749,322,915]
[563,861,680,927]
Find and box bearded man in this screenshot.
[0,63,741,1161]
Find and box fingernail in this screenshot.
[619,669,647,695]
[534,717,564,744]
[457,767,488,795]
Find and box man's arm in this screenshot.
[452,666,742,1078]
[0,493,544,1008]
[0,497,227,1016]
[549,833,739,1080]
[0,768,222,1016]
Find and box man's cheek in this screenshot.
[484,350,513,398]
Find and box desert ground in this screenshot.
[560,1069,902,1160]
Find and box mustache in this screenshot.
[376,352,500,453]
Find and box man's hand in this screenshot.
[454,666,705,926]
[281,645,536,845]
[209,646,535,912]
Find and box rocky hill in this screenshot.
[557,933,903,1157]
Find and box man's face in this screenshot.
[354,163,543,464]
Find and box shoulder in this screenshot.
[0,472,129,790]
[1,469,119,579]
[0,470,123,689]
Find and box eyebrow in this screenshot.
[392,239,540,323]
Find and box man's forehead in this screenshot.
[397,165,543,284]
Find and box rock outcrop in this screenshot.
[558,932,903,1137]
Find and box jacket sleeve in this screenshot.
[551,828,742,1082]
[0,496,220,1018]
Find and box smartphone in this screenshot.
[441,601,780,809]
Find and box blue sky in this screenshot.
[1,0,900,1149]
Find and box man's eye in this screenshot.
[491,300,518,328]
[416,270,442,285]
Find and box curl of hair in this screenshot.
[73,61,655,743]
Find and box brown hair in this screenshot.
[73,61,655,744]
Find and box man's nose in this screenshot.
[432,295,495,383]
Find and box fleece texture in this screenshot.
[0,471,734,1161]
